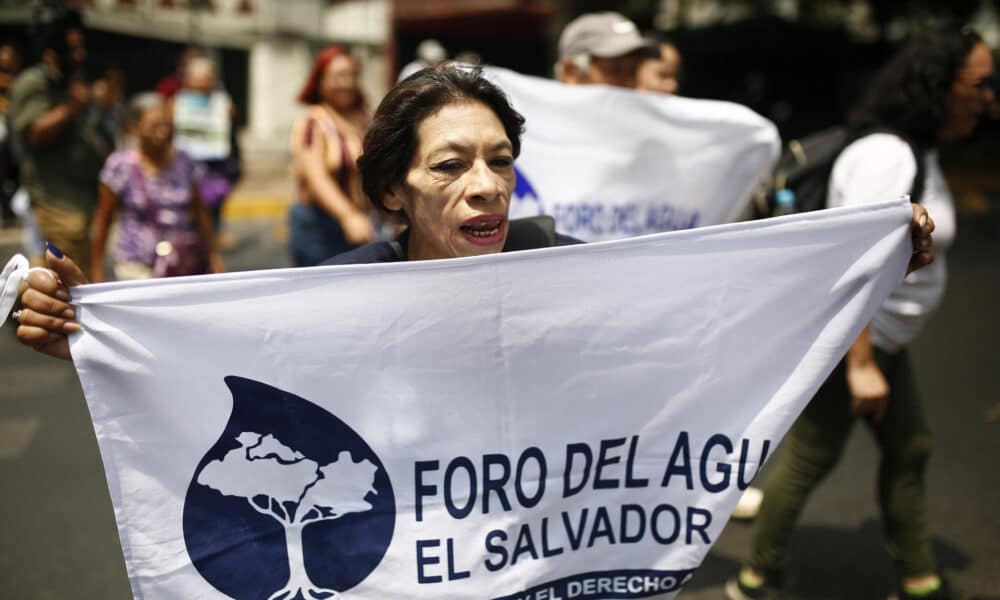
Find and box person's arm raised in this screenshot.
[24,78,89,148]
[16,246,89,361]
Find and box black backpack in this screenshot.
[755,126,926,218]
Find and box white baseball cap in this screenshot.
[558,12,655,60]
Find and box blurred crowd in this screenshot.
[1,10,239,280]
[3,5,997,600]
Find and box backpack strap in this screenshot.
[503,216,558,251]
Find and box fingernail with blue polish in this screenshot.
[45,241,64,258]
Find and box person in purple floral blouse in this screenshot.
[90,93,223,282]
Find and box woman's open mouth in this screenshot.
[459,214,506,247]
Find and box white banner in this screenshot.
[485,67,781,242]
[70,200,910,599]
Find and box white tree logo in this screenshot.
[197,431,379,599]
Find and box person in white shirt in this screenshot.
[730,28,995,600]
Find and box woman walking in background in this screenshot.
[90,93,223,282]
[289,45,376,266]
[728,27,994,600]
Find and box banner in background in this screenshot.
[70,200,911,599]
[485,67,781,242]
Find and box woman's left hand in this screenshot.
[907,203,935,275]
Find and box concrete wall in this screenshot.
[246,38,312,153]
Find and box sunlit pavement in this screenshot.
[1,182,997,598]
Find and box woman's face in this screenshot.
[941,42,995,140]
[385,100,515,261]
[321,54,360,111]
[136,105,174,154]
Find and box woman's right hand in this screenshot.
[846,360,890,423]
[341,211,378,246]
[16,248,89,361]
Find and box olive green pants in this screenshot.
[748,349,937,578]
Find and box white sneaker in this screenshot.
[732,486,764,520]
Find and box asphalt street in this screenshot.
[0,210,997,599]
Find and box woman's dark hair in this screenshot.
[849,28,984,146]
[358,64,525,220]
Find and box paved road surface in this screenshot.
[1,212,997,599]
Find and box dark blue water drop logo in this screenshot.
[513,166,544,215]
[183,376,395,599]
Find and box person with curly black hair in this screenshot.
[727,28,994,600]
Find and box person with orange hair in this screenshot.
[289,46,376,266]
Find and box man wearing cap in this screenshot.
[556,11,658,88]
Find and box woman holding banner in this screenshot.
[5,64,942,592]
[728,28,994,600]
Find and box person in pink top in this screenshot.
[90,93,223,282]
